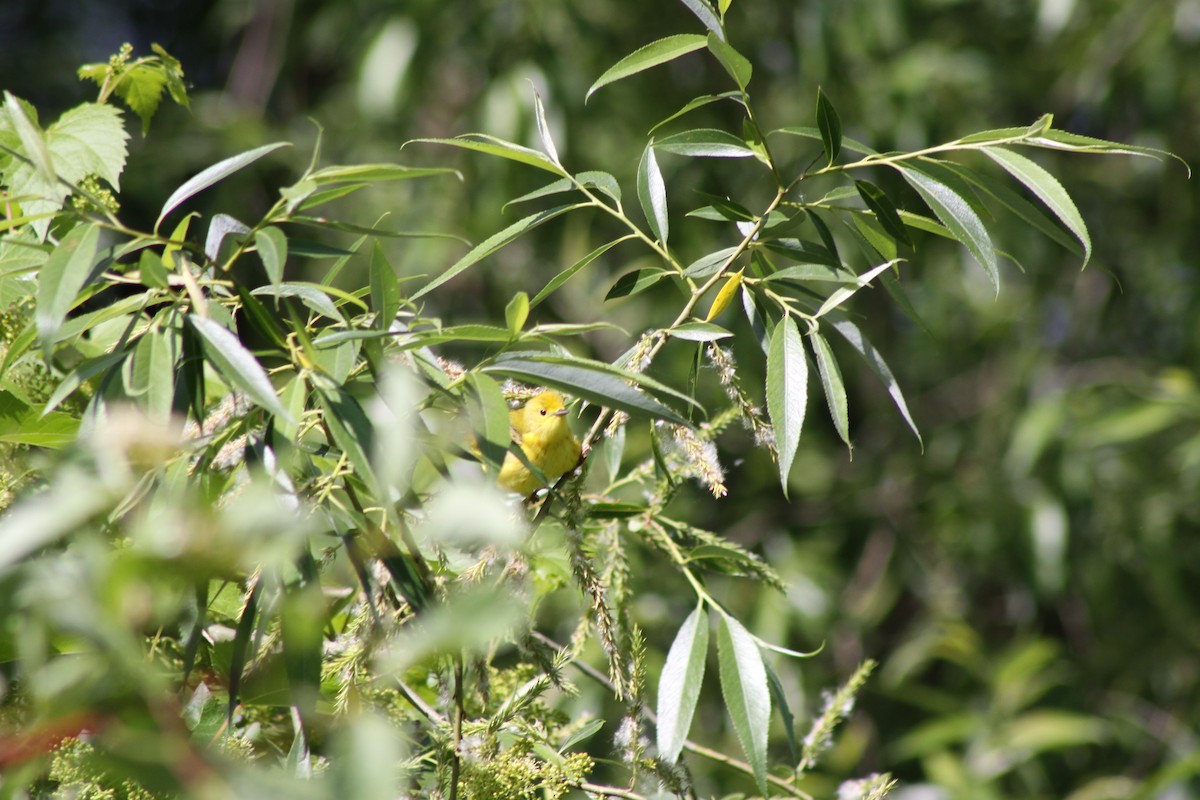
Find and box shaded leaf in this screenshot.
[189,315,292,421]
[809,329,851,451]
[531,236,633,308]
[607,268,670,300]
[255,226,288,288]
[816,87,842,166]
[706,33,751,90]
[828,314,921,447]
[36,222,101,350]
[855,180,912,248]
[369,240,400,330]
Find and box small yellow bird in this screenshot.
[498,391,582,496]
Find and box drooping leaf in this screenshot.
[809,329,851,451]
[683,246,740,278]
[156,142,291,231]
[827,314,922,447]
[706,33,752,90]
[188,315,292,421]
[716,613,771,795]
[983,146,1091,266]
[412,204,583,300]
[606,268,670,300]
[638,144,669,244]
[531,236,633,308]
[532,89,560,165]
[656,606,710,764]
[467,372,513,475]
[205,213,251,264]
[408,134,566,177]
[855,180,912,248]
[369,241,401,331]
[766,315,807,495]
[308,163,459,184]
[255,225,288,288]
[677,0,724,39]
[898,165,998,293]
[587,34,708,101]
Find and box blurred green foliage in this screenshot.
[0,1,1197,799]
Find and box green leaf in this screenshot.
[760,238,839,266]
[678,0,724,39]
[1028,128,1190,175]
[766,316,808,495]
[530,236,633,308]
[251,283,343,321]
[669,322,733,342]
[764,660,798,764]
[467,373,511,474]
[156,142,291,231]
[130,327,177,422]
[762,263,857,284]
[369,241,401,331]
[606,268,670,300]
[4,92,55,187]
[899,165,998,293]
[307,163,459,184]
[36,222,101,350]
[983,146,1091,266]
[809,329,850,451]
[138,249,169,289]
[855,180,912,248]
[255,226,288,288]
[483,353,694,425]
[816,87,842,166]
[716,613,771,795]
[0,466,113,570]
[587,34,708,101]
[828,314,921,447]
[0,390,78,448]
[655,128,755,158]
[411,204,582,300]
[316,378,381,496]
[682,246,740,279]
[638,144,669,244]
[814,259,902,319]
[532,89,560,165]
[114,62,169,135]
[706,33,752,90]
[649,91,741,134]
[408,134,566,177]
[656,605,710,764]
[188,315,292,421]
[505,291,530,334]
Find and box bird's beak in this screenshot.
[552,408,569,416]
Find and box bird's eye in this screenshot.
[539,409,547,415]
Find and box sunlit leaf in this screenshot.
[657,605,710,764]
[189,315,292,421]
[255,225,288,288]
[898,165,998,293]
[587,34,708,101]
[716,613,770,795]
[157,142,290,231]
[809,329,850,451]
[655,128,755,158]
[983,146,1091,266]
[638,144,669,244]
[816,87,842,166]
[766,315,807,495]
[36,222,101,350]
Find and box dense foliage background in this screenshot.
[1,1,1197,798]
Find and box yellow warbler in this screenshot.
[498,391,582,496]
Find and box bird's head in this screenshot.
[522,391,570,432]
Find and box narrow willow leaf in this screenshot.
[502,177,573,210]
[606,268,669,300]
[763,263,857,284]
[761,238,839,266]
[188,315,292,421]
[483,353,693,425]
[0,391,77,448]
[705,269,744,321]
[407,134,565,176]
[742,286,768,355]
[307,163,458,183]
[683,246,740,279]
[670,321,733,342]
[157,142,290,231]
[764,659,799,764]
[899,166,998,293]
[132,328,176,422]
[655,128,755,158]
[369,241,400,331]
[815,259,901,319]
[587,34,708,101]
[316,379,381,495]
[766,316,807,495]
[706,33,752,90]
[412,204,581,300]
[1029,128,1190,175]
[717,613,771,795]
[677,0,724,39]
[532,89,560,165]
[852,213,898,261]
[650,92,742,134]
[809,329,850,451]
[205,213,251,264]
[505,291,530,334]
[816,87,842,166]
[828,314,921,447]
[770,125,877,156]
[36,222,101,349]
[638,145,669,244]
[530,236,633,308]
[255,225,288,288]
[657,606,710,764]
[228,578,262,723]
[495,350,703,413]
[983,146,1091,266]
[855,180,912,248]
[252,283,342,321]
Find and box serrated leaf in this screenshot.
[638,144,669,244]
[188,315,292,421]
[707,33,752,90]
[587,34,708,101]
[655,128,755,158]
[408,134,565,176]
[855,180,912,248]
[157,142,291,231]
[505,290,530,334]
[369,241,401,331]
[4,92,55,187]
[36,222,101,350]
[809,329,850,451]
[828,314,921,447]
[483,353,693,425]
[531,236,633,308]
[717,614,771,795]
[656,606,710,764]
[412,204,582,300]
[766,315,807,495]
[899,165,998,293]
[255,226,288,288]
[983,146,1091,266]
[116,62,169,135]
[669,321,733,342]
[816,88,842,166]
